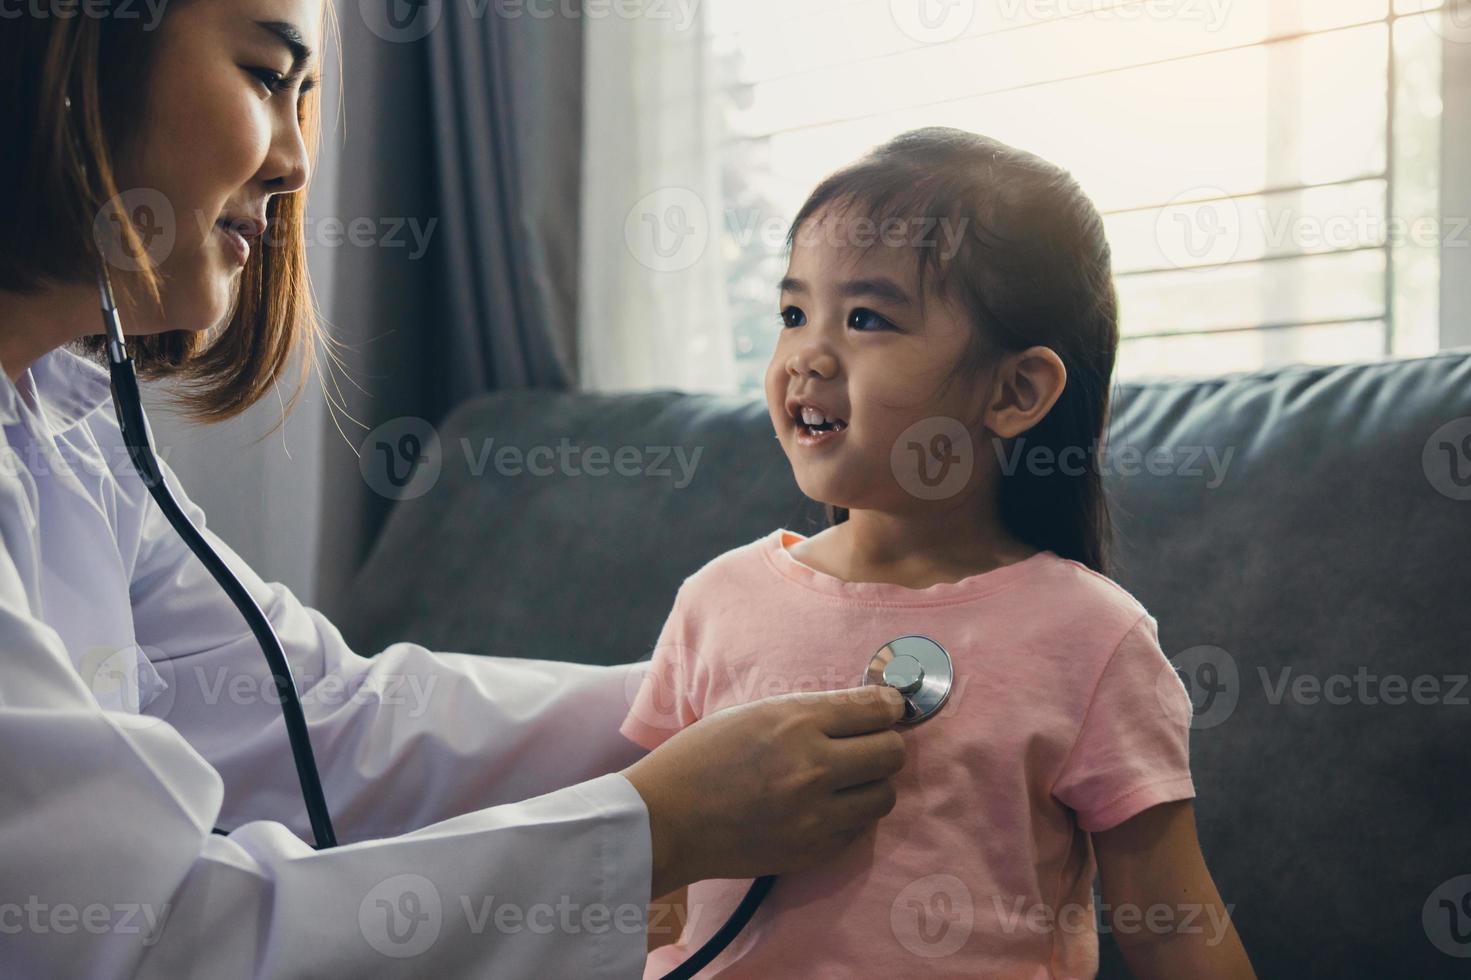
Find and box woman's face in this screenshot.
[764,210,991,513]
[113,0,321,335]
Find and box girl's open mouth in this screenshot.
[794,406,848,447]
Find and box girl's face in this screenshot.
[764,211,991,513]
[113,0,321,335]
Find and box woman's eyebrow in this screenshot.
[254,19,314,73]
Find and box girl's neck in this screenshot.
[799,497,1037,590]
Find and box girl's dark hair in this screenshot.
[787,127,1119,573]
[0,2,335,424]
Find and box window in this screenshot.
[705,0,1449,388]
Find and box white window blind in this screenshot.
[703,0,1450,387]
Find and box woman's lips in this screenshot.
[215,221,250,266]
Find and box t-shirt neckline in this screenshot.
[763,528,1053,605]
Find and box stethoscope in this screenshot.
[70,105,342,850]
[98,289,957,973]
[84,151,956,975]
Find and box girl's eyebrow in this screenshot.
[778,275,912,306]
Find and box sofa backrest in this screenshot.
[343,351,1471,978]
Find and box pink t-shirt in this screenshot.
[621,529,1196,980]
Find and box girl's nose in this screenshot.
[787,345,838,380]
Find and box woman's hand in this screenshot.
[621,685,908,898]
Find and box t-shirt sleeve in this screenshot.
[1050,612,1196,833]
[619,586,708,751]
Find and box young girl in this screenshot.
[620,128,1256,979]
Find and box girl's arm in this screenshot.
[648,885,689,952]
[1093,800,1257,979]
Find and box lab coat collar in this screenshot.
[0,345,114,436]
[0,370,16,427]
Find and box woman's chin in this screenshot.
[160,287,237,335]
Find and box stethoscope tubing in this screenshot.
[99,273,337,850]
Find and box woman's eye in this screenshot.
[247,67,286,95]
[779,306,806,328]
[847,307,896,332]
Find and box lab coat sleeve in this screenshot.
[0,483,653,978]
[123,450,652,843]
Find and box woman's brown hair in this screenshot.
[0,1,330,424]
[789,128,1120,573]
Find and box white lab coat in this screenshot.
[0,346,655,978]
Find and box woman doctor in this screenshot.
[0,1,909,976]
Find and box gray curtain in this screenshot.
[313,2,584,617]
[426,0,583,397]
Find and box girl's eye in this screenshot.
[847,307,896,332]
[779,306,806,328]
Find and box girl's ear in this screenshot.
[984,346,1067,438]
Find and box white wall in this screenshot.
[143,373,327,603]
[1443,22,1471,350]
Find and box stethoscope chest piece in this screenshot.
[862,635,954,724]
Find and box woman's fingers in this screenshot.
[832,774,902,825]
[822,727,908,792]
[810,684,907,737]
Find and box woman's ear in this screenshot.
[984,346,1067,438]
